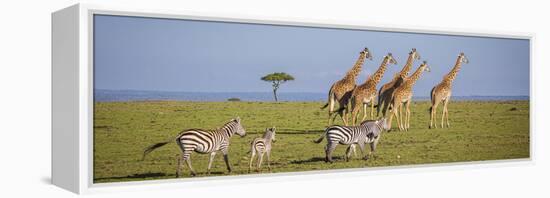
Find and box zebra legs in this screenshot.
[325,142,338,163]
[248,149,256,173]
[345,144,358,161]
[207,152,216,175]
[256,153,264,172]
[223,153,232,173]
[176,154,182,178]
[176,151,197,177]
[357,142,368,160]
[266,151,272,171]
[184,156,197,177]
[368,136,380,159]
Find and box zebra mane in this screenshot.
[262,128,275,139]
[218,119,240,136]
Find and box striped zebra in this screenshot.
[142,117,246,177]
[248,127,276,173]
[314,117,390,163]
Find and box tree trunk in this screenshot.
[273,88,278,102]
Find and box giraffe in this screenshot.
[321,47,373,126]
[388,61,431,131]
[377,48,421,117]
[349,53,397,125]
[429,52,469,129]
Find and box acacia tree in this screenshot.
[261,72,295,102]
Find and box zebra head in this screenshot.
[233,117,246,137]
[266,127,276,142]
[378,117,391,131]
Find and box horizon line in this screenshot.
[94,89,529,97]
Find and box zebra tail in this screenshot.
[142,137,175,161]
[313,130,328,144]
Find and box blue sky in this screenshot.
[94,15,530,96]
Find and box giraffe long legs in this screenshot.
[430,100,440,129]
[370,100,375,120]
[388,103,398,131]
[392,104,402,131]
[441,99,450,128]
[361,103,368,123]
[327,96,336,126]
[398,104,404,131]
[405,100,411,131]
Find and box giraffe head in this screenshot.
[385,53,398,65]
[459,52,469,64]
[420,61,431,72]
[410,48,421,60]
[361,47,373,60]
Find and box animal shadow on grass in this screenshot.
[276,129,324,135]
[94,172,168,181]
[290,156,343,164]
[94,171,235,181]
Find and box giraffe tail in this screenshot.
[376,87,384,116]
[429,86,436,113]
[321,86,334,109]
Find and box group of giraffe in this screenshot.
[322,48,469,131]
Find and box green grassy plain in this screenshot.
[93,100,529,183]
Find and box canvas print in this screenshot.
[93,14,530,183]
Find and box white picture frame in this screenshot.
[52,3,534,194]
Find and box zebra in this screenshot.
[142,117,246,177]
[248,127,276,173]
[314,117,390,163]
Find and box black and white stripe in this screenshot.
[142,117,246,177]
[314,118,389,162]
[249,127,276,172]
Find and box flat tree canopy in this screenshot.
[261,72,295,101]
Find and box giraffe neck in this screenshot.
[367,58,389,86]
[403,65,427,89]
[398,54,415,78]
[444,57,462,83]
[343,53,367,82]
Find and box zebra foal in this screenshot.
[142,117,246,177]
[248,127,276,173]
[314,117,390,163]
